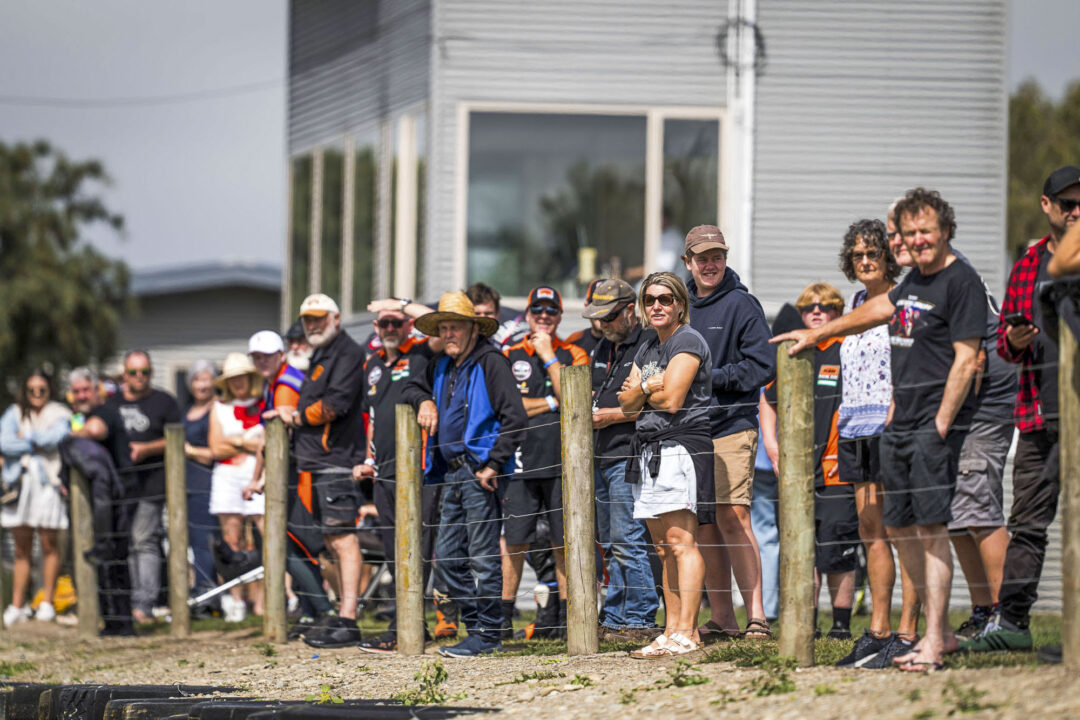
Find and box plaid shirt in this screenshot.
[996,235,1050,433]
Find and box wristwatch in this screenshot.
[399,297,413,313]
[291,410,301,426]
[640,379,653,396]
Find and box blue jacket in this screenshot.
[687,268,776,438]
[403,340,527,483]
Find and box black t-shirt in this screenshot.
[887,258,987,430]
[591,324,656,469]
[1032,250,1059,422]
[766,338,844,488]
[360,338,435,478]
[99,389,181,498]
[633,325,713,435]
[505,336,589,480]
[88,401,133,477]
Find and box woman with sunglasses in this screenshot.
[618,272,714,658]
[1,369,72,625]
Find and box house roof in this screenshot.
[132,260,281,297]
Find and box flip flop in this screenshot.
[897,659,945,674]
[892,649,920,666]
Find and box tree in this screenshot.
[0,140,129,402]
[1008,79,1080,261]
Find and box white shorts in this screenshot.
[209,461,264,516]
[633,444,697,520]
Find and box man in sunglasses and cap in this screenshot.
[403,291,528,657]
[500,286,589,640]
[586,279,662,641]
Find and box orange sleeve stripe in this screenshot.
[274,384,300,409]
[304,399,335,425]
[568,343,589,366]
[822,408,847,486]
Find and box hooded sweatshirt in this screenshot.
[687,268,776,438]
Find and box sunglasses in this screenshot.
[850,249,883,262]
[643,293,676,308]
[26,386,48,397]
[597,304,630,323]
[377,318,405,330]
[126,368,151,377]
[528,304,560,317]
[797,302,842,314]
[1055,196,1080,214]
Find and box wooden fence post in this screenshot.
[776,341,815,666]
[68,467,100,638]
[263,418,289,643]
[1061,315,1080,672]
[395,404,424,656]
[164,423,190,638]
[560,364,598,655]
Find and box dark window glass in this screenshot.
[289,155,313,317]
[658,119,720,275]
[352,144,377,313]
[321,149,344,300]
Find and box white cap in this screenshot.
[299,293,340,317]
[248,330,285,355]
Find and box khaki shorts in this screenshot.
[713,428,758,506]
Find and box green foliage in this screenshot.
[305,684,344,705]
[496,670,563,686]
[619,689,637,705]
[0,660,36,676]
[814,683,836,696]
[663,660,708,688]
[1008,80,1080,261]
[254,642,277,657]
[570,674,594,687]
[394,659,452,706]
[906,689,923,702]
[0,140,128,402]
[942,680,999,715]
[744,655,797,697]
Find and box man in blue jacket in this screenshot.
[404,291,528,657]
[683,225,776,640]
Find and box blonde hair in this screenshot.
[639,272,691,327]
[796,282,844,311]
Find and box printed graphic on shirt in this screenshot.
[640,361,661,380]
[817,364,840,387]
[889,297,935,347]
[512,360,533,382]
[390,358,412,382]
[119,405,150,434]
[367,365,383,387]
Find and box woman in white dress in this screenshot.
[1,369,72,625]
[208,353,265,622]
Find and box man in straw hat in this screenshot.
[283,293,368,648]
[403,291,528,657]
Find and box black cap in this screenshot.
[1043,166,1080,197]
[284,321,306,341]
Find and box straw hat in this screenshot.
[214,352,263,401]
[415,291,500,338]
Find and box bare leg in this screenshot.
[950,532,991,607]
[906,523,958,666]
[553,548,567,600]
[663,510,704,641]
[827,570,855,609]
[326,532,362,620]
[715,504,765,621]
[856,482,895,635]
[887,524,924,658]
[646,518,680,636]
[10,526,33,608]
[971,526,1008,604]
[502,543,527,602]
[37,529,61,604]
[698,523,737,631]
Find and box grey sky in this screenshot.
[0,0,1075,272]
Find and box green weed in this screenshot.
[619,689,637,704]
[664,660,708,688]
[305,684,344,705]
[496,670,563,686]
[814,683,836,695]
[394,659,452,706]
[0,660,36,676]
[254,642,277,657]
[745,655,797,697]
[570,674,594,687]
[906,689,923,702]
[942,680,999,715]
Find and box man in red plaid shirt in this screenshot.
[965,165,1080,653]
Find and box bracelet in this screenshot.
[543,357,558,369]
[545,395,558,412]
[363,458,376,467]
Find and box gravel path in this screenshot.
[1,623,1075,718]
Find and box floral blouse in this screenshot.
[837,289,892,438]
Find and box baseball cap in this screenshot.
[299,293,340,317]
[248,330,285,355]
[582,279,636,320]
[1044,166,1080,197]
[527,286,562,310]
[284,321,306,342]
[684,224,729,255]
[584,278,603,305]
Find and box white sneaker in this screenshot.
[34,601,56,622]
[221,595,247,623]
[287,595,300,614]
[3,604,32,626]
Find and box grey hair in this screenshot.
[68,366,98,386]
[188,359,218,379]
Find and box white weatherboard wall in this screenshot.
[427,0,730,300]
[752,0,1008,310]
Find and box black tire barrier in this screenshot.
[0,683,58,720]
[37,685,236,720]
[255,705,497,719]
[102,697,255,720]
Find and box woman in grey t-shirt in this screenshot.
[618,272,713,658]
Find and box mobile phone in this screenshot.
[1003,313,1033,327]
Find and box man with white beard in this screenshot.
[283,293,368,647]
[284,321,313,372]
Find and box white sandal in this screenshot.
[667,632,701,655]
[629,633,671,659]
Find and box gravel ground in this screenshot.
[1,622,1077,718]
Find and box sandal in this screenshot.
[741,618,773,640]
[668,632,702,655]
[897,659,945,674]
[629,634,671,659]
[698,620,739,644]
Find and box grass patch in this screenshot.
[495,670,563,686]
[662,660,708,688]
[0,660,36,677]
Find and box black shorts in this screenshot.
[501,476,564,547]
[307,471,360,532]
[814,484,860,573]
[879,423,966,528]
[837,434,882,485]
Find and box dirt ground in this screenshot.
[1,622,1077,719]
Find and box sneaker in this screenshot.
[499,616,514,641]
[287,615,320,641]
[437,634,501,658]
[359,630,398,655]
[33,601,56,622]
[860,634,919,669]
[954,608,991,641]
[3,604,31,626]
[433,593,459,639]
[827,625,852,641]
[835,631,892,668]
[959,625,1033,653]
[220,595,247,623]
[1037,644,1062,665]
[304,616,362,649]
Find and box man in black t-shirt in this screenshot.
[586,279,661,641]
[775,188,985,671]
[83,350,180,624]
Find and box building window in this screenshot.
[467,112,647,299]
[289,155,313,317]
[351,140,377,314]
[321,145,345,300]
[660,118,720,275]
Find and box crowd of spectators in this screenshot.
[2,167,1080,671]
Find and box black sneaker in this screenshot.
[827,625,852,641]
[860,634,919,669]
[500,616,514,641]
[303,616,362,649]
[287,615,319,641]
[358,630,397,655]
[835,631,891,668]
[954,609,991,641]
